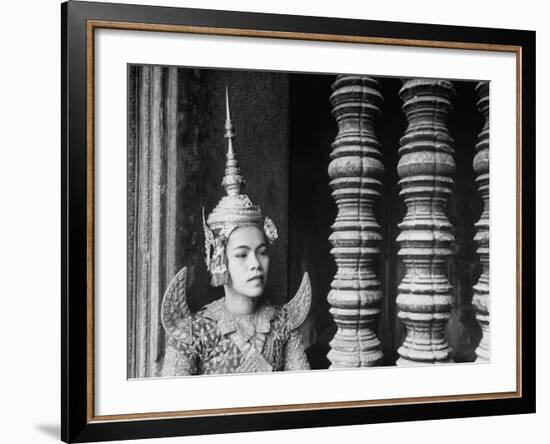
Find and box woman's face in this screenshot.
[225,226,269,298]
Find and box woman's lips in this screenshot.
[247,275,264,282]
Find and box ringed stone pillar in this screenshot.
[473,81,490,362]
[327,76,384,368]
[396,79,456,365]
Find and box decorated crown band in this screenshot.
[203,88,278,286]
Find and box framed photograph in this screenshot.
[62,0,535,442]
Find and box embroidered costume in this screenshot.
[160,89,311,376]
[161,268,311,375]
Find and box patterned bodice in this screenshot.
[162,298,310,376]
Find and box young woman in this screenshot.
[161,91,311,376]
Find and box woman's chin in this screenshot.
[226,281,267,299]
[242,285,265,298]
[244,289,264,298]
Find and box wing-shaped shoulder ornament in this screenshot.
[284,271,312,330]
[160,266,193,344]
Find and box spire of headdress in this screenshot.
[221,87,245,196]
[204,87,277,281]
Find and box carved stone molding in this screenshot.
[128,66,180,378]
[327,75,384,368]
[473,81,490,362]
[396,79,456,365]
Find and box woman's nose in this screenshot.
[248,253,261,270]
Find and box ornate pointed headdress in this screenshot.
[203,88,278,286]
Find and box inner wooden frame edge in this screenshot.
[85,19,523,423]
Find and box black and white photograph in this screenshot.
[1,0,542,443]
[127,65,490,379]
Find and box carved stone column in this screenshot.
[473,81,490,362]
[327,76,384,368]
[396,79,456,365]
[128,66,180,378]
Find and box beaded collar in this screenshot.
[203,298,276,342]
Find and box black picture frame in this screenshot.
[62,1,536,442]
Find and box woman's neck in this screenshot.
[223,287,259,315]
